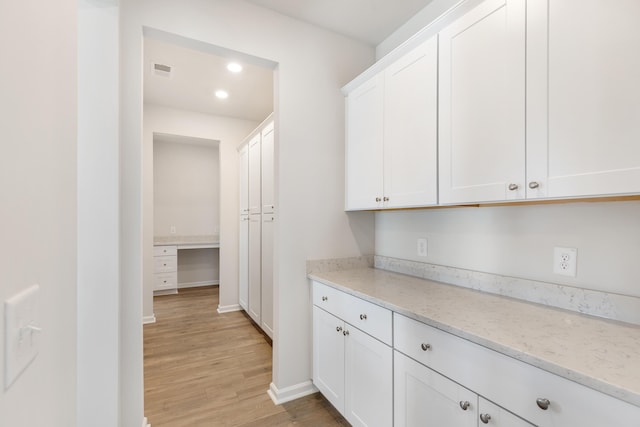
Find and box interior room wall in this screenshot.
[0,0,78,425]
[122,0,375,413]
[376,201,640,298]
[153,139,220,237]
[144,103,258,319]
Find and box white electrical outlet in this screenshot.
[170,226,176,234]
[553,247,577,277]
[417,238,428,257]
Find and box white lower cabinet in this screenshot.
[312,282,392,427]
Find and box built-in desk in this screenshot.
[153,235,220,294]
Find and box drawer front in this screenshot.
[312,281,346,319]
[341,295,392,346]
[154,272,177,290]
[394,313,640,427]
[154,245,177,256]
[312,281,392,345]
[154,255,177,273]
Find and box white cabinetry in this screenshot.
[238,116,274,338]
[394,313,639,427]
[438,0,526,204]
[153,245,177,293]
[312,281,392,427]
[526,0,640,199]
[346,35,439,210]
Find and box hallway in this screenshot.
[144,287,349,426]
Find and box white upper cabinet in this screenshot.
[261,121,275,213]
[346,74,384,210]
[346,35,439,210]
[383,35,439,208]
[438,0,526,204]
[526,0,640,199]
[248,133,261,214]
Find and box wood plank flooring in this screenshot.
[144,286,350,426]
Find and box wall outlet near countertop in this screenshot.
[417,238,428,257]
[170,226,176,234]
[554,247,577,277]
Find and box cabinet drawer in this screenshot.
[154,255,177,273]
[154,272,177,290]
[154,245,177,256]
[394,313,640,426]
[312,281,392,345]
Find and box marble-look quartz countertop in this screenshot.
[308,267,640,408]
[154,234,219,246]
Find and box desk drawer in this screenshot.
[154,255,177,273]
[154,272,177,290]
[154,245,177,256]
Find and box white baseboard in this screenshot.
[142,315,156,325]
[267,381,318,405]
[142,416,150,427]
[217,304,242,314]
[178,280,219,289]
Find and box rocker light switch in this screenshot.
[4,284,41,389]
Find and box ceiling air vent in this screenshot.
[152,63,172,78]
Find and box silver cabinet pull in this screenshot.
[480,413,491,424]
[343,330,349,336]
[536,398,550,410]
[321,296,328,301]
[336,326,342,333]
[359,314,367,320]
[529,181,540,189]
[375,197,382,202]
[459,401,470,411]
[383,196,389,202]
[508,183,519,191]
[421,343,431,351]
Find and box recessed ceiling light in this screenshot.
[215,90,229,99]
[227,62,243,73]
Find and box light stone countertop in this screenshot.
[308,267,640,408]
[154,234,219,246]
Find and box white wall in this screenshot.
[77,1,120,426]
[153,139,220,236]
[0,0,78,425]
[144,103,258,318]
[122,0,375,410]
[376,201,640,297]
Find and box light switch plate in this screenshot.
[5,284,40,390]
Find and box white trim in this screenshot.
[267,381,318,405]
[217,304,242,314]
[178,280,219,289]
[142,315,156,325]
[142,416,150,427]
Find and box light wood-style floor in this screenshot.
[144,286,350,426]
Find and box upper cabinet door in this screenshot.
[248,134,262,214]
[261,121,275,213]
[527,0,640,199]
[345,74,384,210]
[239,144,249,215]
[384,35,439,208]
[439,0,526,204]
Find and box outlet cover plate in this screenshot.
[553,247,577,277]
[417,238,428,257]
[4,284,40,390]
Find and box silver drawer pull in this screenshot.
[343,330,349,336]
[480,413,491,424]
[536,398,550,410]
[359,314,367,320]
[529,181,540,189]
[321,296,328,302]
[421,343,431,351]
[336,326,342,333]
[459,401,470,411]
[508,183,518,191]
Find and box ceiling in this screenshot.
[144,1,435,121]
[144,36,274,123]
[245,0,435,46]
